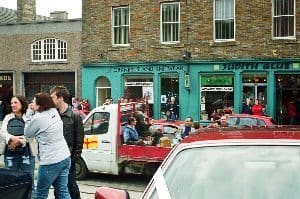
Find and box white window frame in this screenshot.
[31,38,67,62]
[111,6,130,47]
[272,0,296,39]
[213,0,235,42]
[160,2,180,44]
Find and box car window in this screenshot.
[239,117,257,126]
[258,119,266,126]
[163,125,178,134]
[153,146,300,199]
[83,112,110,135]
[227,117,238,126]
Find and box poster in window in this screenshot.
[143,86,153,104]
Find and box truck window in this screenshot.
[83,112,110,135]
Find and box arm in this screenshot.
[24,113,41,138]
[72,113,84,161]
[0,114,13,144]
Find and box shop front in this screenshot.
[82,60,300,123]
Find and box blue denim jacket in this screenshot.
[123,125,139,144]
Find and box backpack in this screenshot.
[7,117,25,136]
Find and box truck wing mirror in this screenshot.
[95,186,130,199]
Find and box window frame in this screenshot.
[213,0,236,42]
[111,5,130,47]
[31,38,67,62]
[272,0,296,39]
[160,2,180,44]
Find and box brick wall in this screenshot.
[82,0,300,64]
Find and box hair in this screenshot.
[34,92,55,112]
[50,85,70,101]
[127,116,136,125]
[13,95,29,114]
[193,121,200,130]
[186,116,193,122]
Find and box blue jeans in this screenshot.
[54,160,81,199]
[35,157,71,199]
[4,153,35,197]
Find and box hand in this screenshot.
[8,136,24,150]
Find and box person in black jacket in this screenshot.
[50,86,84,199]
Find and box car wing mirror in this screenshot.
[95,187,130,199]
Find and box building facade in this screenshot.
[0,0,82,115]
[82,0,300,124]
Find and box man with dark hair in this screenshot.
[50,86,84,199]
[181,116,193,138]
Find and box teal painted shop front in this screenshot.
[82,59,300,124]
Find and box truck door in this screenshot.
[83,111,113,173]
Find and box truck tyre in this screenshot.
[75,157,88,180]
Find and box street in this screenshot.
[0,156,149,199]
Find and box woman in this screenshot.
[0,95,36,194]
[24,92,71,199]
[252,99,263,116]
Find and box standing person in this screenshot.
[288,99,297,125]
[0,95,36,196]
[50,85,84,199]
[241,98,252,114]
[24,93,71,199]
[251,99,263,116]
[166,96,178,120]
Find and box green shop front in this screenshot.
[82,60,300,124]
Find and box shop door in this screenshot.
[243,83,267,108]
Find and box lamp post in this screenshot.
[182,50,191,91]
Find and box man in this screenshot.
[123,117,143,145]
[219,115,229,127]
[181,116,193,138]
[50,86,84,199]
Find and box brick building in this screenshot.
[0,0,82,115]
[82,0,299,124]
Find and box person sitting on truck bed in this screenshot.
[123,117,143,145]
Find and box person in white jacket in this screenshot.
[0,95,37,196]
[25,92,71,199]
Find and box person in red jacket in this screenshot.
[251,99,263,116]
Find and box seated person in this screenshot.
[123,117,143,145]
[207,115,229,128]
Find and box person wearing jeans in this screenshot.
[25,92,71,199]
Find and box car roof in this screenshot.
[228,114,272,119]
[153,119,184,126]
[181,126,300,144]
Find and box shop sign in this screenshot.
[221,62,291,71]
[0,75,12,81]
[113,65,184,73]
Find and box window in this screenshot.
[112,6,130,46]
[273,0,295,39]
[160,2,180,44]
[31,38,67,62]
[84,112,110,135]
[214,0,235,41]
[96,76,111,107]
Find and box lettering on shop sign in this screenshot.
[0,75,12,81]
[113,65,184,73]
[222,62,291,70]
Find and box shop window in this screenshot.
[124,75,153,117]
[31,38,67,62]
[160,2,180,44]
[96,77,111,107]
[112,6,130,46]
[200,75,234,121]
[160,74,179,120]
[214,0,235,41]
[272,0,295,39]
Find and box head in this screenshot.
[246,98,251,105]
[254,99,259,105]
[193,121,200,130]
[50,85,70,107]
[170,96,176,103]
[185,116,193,127]
[127,116,137,126]
[220,116,227,126]
[33,92,55,112]
[11,95,29,115]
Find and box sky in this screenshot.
[0,0,81,19]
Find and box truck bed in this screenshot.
[118,145,172,162]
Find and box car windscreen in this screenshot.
[150,145,300,199]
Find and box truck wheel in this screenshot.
[75,157,88,180]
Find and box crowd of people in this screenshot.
[0,86,84,199]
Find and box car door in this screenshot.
[82,111,113,173]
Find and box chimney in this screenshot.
[17,0,36,22]
[50,11,68,20]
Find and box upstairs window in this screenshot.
[160,2,180,44]
[273,0,295,39]
[112,6,130,46]
[214,0,235,41]
[31,38,67,62]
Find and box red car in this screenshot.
[226,114,275,127]
[150,119,184,134]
